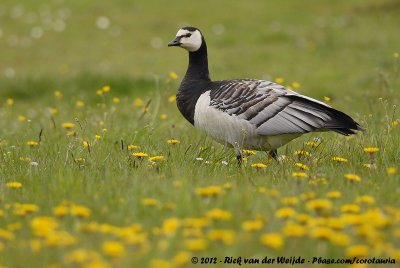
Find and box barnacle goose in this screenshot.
[168,26,362,164]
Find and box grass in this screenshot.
[0,0,400,267]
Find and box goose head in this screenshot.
[168,26,203,52]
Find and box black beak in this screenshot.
[168,37,181,47]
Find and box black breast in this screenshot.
[176,80,213,125]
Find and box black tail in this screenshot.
[288,95,363,136]
[322,106,363,136]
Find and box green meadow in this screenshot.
[0,0,399,267]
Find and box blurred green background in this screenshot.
[0,0,399,109]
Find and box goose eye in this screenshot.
[185,33,192,38]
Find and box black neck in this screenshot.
[183,40,211,82]
[176,38,212,125]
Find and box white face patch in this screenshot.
[175,29,202,52]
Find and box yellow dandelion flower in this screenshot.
[260,233,283,250]
[363,147,379,153]
[75,100,85,108]
[306,141,319,147]
[275,207,296,219]
[168,95,176,103]
[70,205,91,218]
[394,52,399,58]
[184,239,207,251]
[330,232,350,246]
[53,205,69,217]
[142,198,159,207]
[243,149,256,156]
[296,214,311,224]
[257,186,266,193]
[282,223,307,237]
[195,185,223,197]
[294,163,309,170]
[62,122,75,129]
[18,204,39,215]
[341,204,360,213]
[148,156,165,162]
[132,152,148,158]
[294,150,310,156]
[208,229,235,245]
[50,107,58,115]
[167,139,180,145]
[251,163,267,169]
[171,251,190,267]
[346,245,369,258]
[54,90,63,100]
[291,81,300,89]
[242,219,263,232]
[206,208,232,221]
[6,182,22,188]
[169,71,178,80]
[18,115,26,122]
[387,167,397,175]
[323,96,331,102]
[67,131,77,137]
[30,216,57,236]
[327,218,345,230]
[306,199,333,212]
[96,89,103,95]
[281,196,299,206]
[5,98,14,107]
[65,248,101,264]
[160,114,168,120]
[102,241,125,258]
[392,119,399,127]
[162,218,181,236]
[275,77,284,84]
[291,172,308,178]
[133,98,144,107]
[344,173,361,182]
[356,195,375,205]
[332,156,348,163]
[95,135,101,140]
[183,217,211,229]
[0,229,15,241]
[326,191,342,199]
[300,191,316,201]
[112,97,120,104]
[26,140,39,147]
[82,141,90,148]
[310,227,334,240]
[127,145,141,151]
[102,85,111,92]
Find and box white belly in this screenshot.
[193,91,299,150]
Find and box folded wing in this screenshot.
[209,79,362,136]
